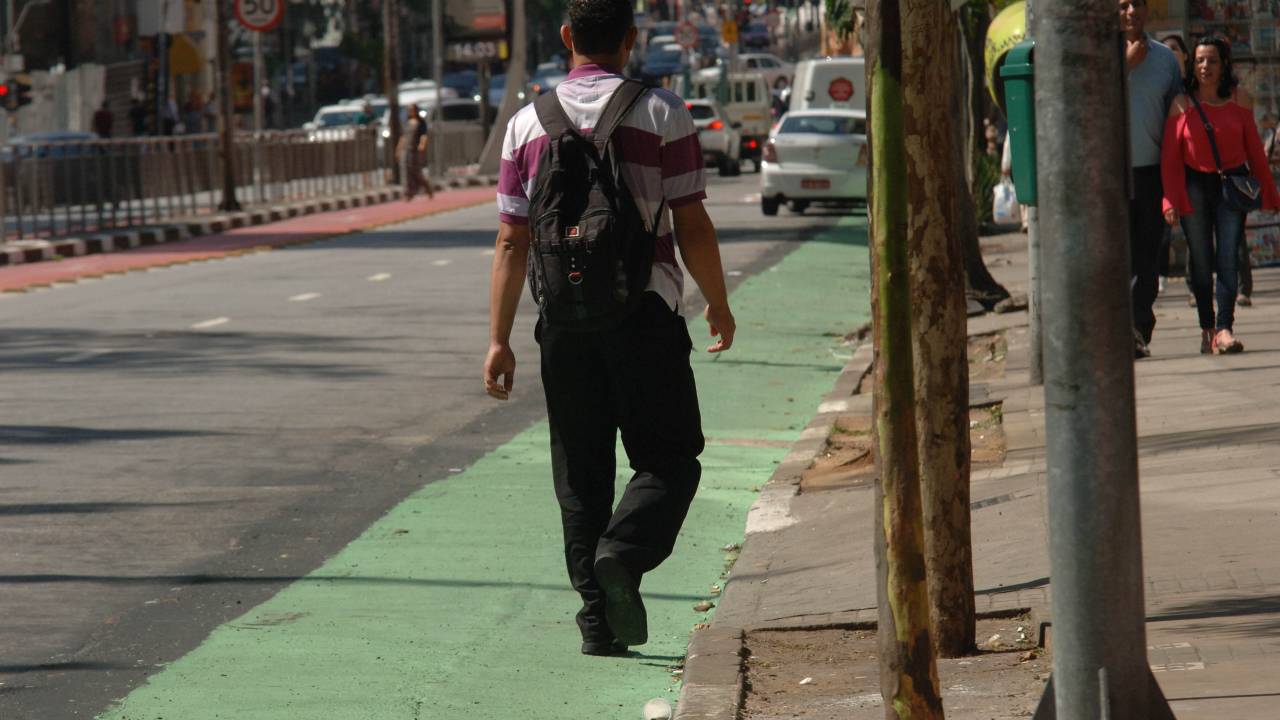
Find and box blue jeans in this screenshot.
[1180,167,1244,331]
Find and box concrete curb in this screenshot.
[0,176,498,269]
[673,340,875,720]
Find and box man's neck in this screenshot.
[1126,30,1146,43]
[572,54,624,71]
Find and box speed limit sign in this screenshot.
[235,0,285,32]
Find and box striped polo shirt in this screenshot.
[497,63,707,311]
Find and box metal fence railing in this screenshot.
[0,126,391,241]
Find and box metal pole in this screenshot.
[1030,2,1172,718]
[214,0,240,211]
[1025,0,1043,386]
[253,31,264,133]
[383,0,402,185]
[430,0,444,177]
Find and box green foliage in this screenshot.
[825,0,857,40]
[973,151,1000,225]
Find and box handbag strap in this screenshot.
[1188,94,1229,178]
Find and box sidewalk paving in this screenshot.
[681,230,1280,719]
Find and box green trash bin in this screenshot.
[999,40,1037,206]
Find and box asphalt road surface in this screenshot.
[0,171,848,718]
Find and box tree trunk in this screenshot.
[383,0,402,184]
[902,0,975,660]
[866,0,944,716]
[956,4,1009,310]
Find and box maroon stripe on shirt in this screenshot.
[509,134,550,190]
[661,133,704,179]
[498,158,525,198]
[611,126,663,168]
[655,233,676,265]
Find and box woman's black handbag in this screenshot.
[1190,95,1264,212]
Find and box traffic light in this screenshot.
[0,77,32,112]
[13,77,32,109]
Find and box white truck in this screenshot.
[789,57,866,114]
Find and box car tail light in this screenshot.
[745,138,759,150]
[686,102,694,110]
[764,141,778,163]
[708,120,723,130]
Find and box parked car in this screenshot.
[687,99,741,177]
[304,104,365,131]
[442,70,479,99]
[528,65,568,96]
[738,53,793,90]
[760,109,867,216]
[681,71,772,171]
[742,22,771,50]
[641,45,689,84]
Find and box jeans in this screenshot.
[1180,167,1245,331]
[1130,165,1164,343]
[538,293,704,642]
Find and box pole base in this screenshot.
[1031,669,1175,719]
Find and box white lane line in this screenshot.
[55,349,112,364]
[432,259,453,267]
[191,317,230,329]
[368,273,392,282]
[289,292,321,302]
[727,270,744,277]
[481,249,496,256]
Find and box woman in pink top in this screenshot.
[1161,36,1280,354]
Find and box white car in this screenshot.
[737,53,793,90]
[686,99,741,176]
[760,109,867,215]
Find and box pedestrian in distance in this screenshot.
[1160,33,1191,299]
[396,103,434,201]
[1161,35,1280,354]
[92,100,113,139]
[128,96,147,136]
[483,0,736,657]
[1121,0,1184,359]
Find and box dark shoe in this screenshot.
[1134,331,1151,359]
[1201,329,1214,355]
[1238,294,1253,307]
[581,637,629,656]
[594,554,648,646]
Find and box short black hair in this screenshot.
[568,0,633,56]
[1189,35,1238,100]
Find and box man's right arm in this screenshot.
[484,222,530,400]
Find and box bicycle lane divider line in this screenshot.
[0,187,497,294]
[95,216,871,720]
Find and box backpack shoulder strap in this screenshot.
[534,89,578,138]
[592,80,648,148]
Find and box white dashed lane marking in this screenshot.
[289,293,321,302]
[191,317,230,330]
[432,259,452,267]
[55,349,112,364]
[368,273,392,282]
[481,249,496,256]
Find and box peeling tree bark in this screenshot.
[902,0,976,659]
[866,0,945,716]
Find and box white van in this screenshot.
[790,57,866,114]
[681,71,772,171]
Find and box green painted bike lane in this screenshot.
[100,217,869,720]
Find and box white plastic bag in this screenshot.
[993,179,1019,226]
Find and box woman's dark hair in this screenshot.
[1163,34,1190,83]
[567,0,634,56]
[1188,35,1239,99]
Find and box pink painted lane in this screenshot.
[0,187,496,293]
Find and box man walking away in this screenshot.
[483,0,736,656]
[1122,0,1183,358]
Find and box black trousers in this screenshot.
[1131,165,1164,344]
[538,293,704,642]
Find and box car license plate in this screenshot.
[801,179,830,190]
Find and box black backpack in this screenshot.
[526,79,662,331]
